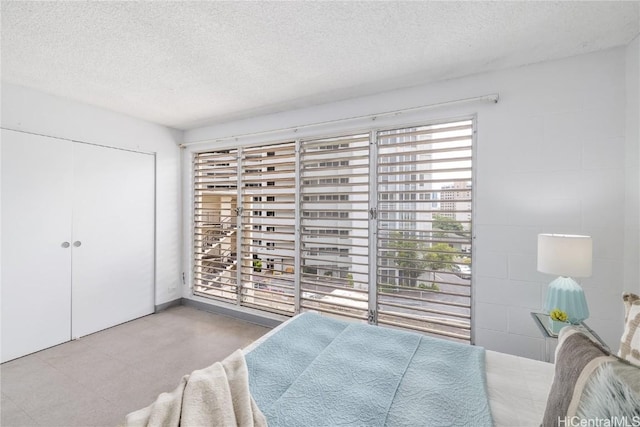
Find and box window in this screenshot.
[192,149,239,303]
[193,142,296,315]
[240,143,296,314]
[302,194,349,202]
[193,118,474,342]
[300,133,370,321]
[376,120,473,342]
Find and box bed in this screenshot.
[124,311,555,427]
[124,298,640,427]
[243,312,554,427]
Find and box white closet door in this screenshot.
[71,143,154,338]
[1,130,73,362]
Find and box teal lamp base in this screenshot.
[543,276,589,324]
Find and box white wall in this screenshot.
[473,48,630,358]
[185,47,636,359]
[1,83,183,305]
[625,36,640,297]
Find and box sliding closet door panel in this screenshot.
[71,143,154,338]
[1,130,73,362]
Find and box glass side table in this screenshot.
[530,312,609,362]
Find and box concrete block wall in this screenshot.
[472,48,629,358]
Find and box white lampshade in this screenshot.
[537,234,592,278]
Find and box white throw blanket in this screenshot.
[122,350,267,427]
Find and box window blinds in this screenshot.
[192,118,474,342]
[299,133,370,321]
[376,120,473,342]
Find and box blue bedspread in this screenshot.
[246,313,493,426]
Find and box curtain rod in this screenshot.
[180,93,499,148]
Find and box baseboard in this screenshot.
[154,298,182,313]
[181,298,286,328]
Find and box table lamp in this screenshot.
[537,234,592,324]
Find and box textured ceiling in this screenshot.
[1,1,639,130]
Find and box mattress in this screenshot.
[244,314,554,427]
[485,350,554,426]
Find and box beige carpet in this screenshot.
[0,305,270,427]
